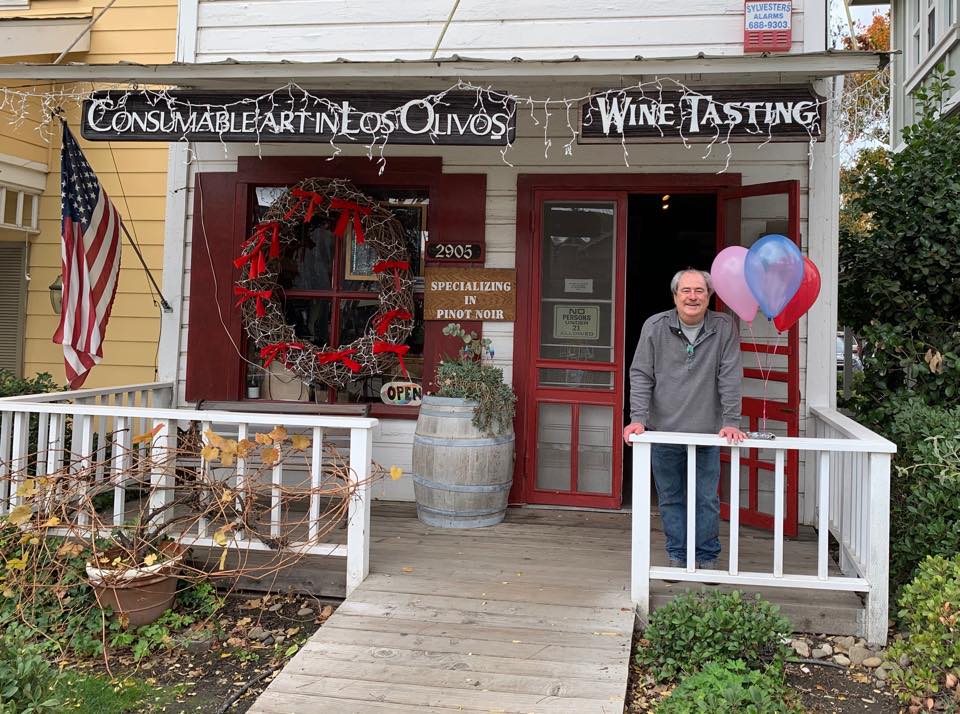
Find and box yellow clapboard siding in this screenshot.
[26,337,160,364]
[26,288,168,318]
[5,0,175,386]
[28,243,164,270]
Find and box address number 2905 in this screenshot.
[427,242,482,261]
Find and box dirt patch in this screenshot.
[786,660,899,713]
[70,592,338,713]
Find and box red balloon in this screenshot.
[773,257,821,332]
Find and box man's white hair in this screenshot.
[670,268,714,296]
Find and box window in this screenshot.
[928,0,938,50]
[912,0,923,65]
[245,186,428,405]
[0,185,39,232]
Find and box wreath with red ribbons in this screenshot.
[234,177,415,390]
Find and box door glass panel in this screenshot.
[536,403,571,491]
[578,405,613,495]
[538,368,614,390]
[539,202,616,363]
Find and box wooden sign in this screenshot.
[579,85,823,143]
[424,268,516,321]
[82,90,516,145]
[380,381,423,406]
[427,242,483,262]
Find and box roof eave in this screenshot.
[0,50,889,84]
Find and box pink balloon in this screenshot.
[711,247,758,323]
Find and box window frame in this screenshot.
[184,156,487,419]
[245,183,429,408]
[0,185,39,233]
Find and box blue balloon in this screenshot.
[744,234,804,320]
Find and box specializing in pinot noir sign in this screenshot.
[81,90,516,145]
[579,86,824,143]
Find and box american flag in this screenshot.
[53,122,123,389]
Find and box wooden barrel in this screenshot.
[412,396,515,528]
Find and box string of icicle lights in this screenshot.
[0,69,889,173]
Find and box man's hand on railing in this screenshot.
[622,422,645,444]
[719,426,747,444]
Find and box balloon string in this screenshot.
[747,322,770,432]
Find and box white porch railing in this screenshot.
[0,384,377,596]
[630,409,896,646]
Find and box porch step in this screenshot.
[651,583,863,636]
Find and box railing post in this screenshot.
[632,441,651,624]
[864,451,891,646]
[149,419,175,524]
[346,426,373,596]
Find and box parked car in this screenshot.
[836,333,863,372]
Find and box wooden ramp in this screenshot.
[247,507,634,713]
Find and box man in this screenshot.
[622,269,746,570]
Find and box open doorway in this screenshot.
[622,192,718,505]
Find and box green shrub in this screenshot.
[656,660,803,714]
[881,399,960,596]
[888,555,960,702]
[638,590,792,681]
[0,372,58,399]
[0,633,65,713]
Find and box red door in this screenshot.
[717,180,801,537]
[520,192,627,508]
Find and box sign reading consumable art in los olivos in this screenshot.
[579,86,824,143]
[81,90,516,145]
[424,268,516,322]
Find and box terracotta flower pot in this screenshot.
[86,542,188,627]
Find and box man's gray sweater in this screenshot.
[629,309,742,434]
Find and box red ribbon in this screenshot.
[329,198,372,245]
[373,259,411,290]
[316,348,361,373]
[373,309,413,336]
[233,286,273,318]
[373,341,410,378]
[284,188,325,222]
[260,341,305,368]
[234,221,280,280]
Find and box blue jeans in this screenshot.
[651,444,721,564]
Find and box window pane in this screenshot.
[284,297,332,347]
[578,405,613,495]
[538,368,614,390]
[536,403,571,491]
[23,194,35,228]
[929,8,937,48]
[342,192,428,292]
[3,189,16,225]
[335,299,425,404]
[539,201,616,363]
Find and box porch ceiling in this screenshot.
[0,50,890,88]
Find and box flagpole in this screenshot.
[119,221,172,312]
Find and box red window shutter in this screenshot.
[422,173,487,392]
[184,172,243,402]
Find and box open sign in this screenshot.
[380,381,423,406]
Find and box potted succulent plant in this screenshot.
[412,324,517,528]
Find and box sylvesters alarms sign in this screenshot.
[81,90,516,145]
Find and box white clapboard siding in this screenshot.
[195,0,810,62]
[175,78,817,507]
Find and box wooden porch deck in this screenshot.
[243,503,862,713]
